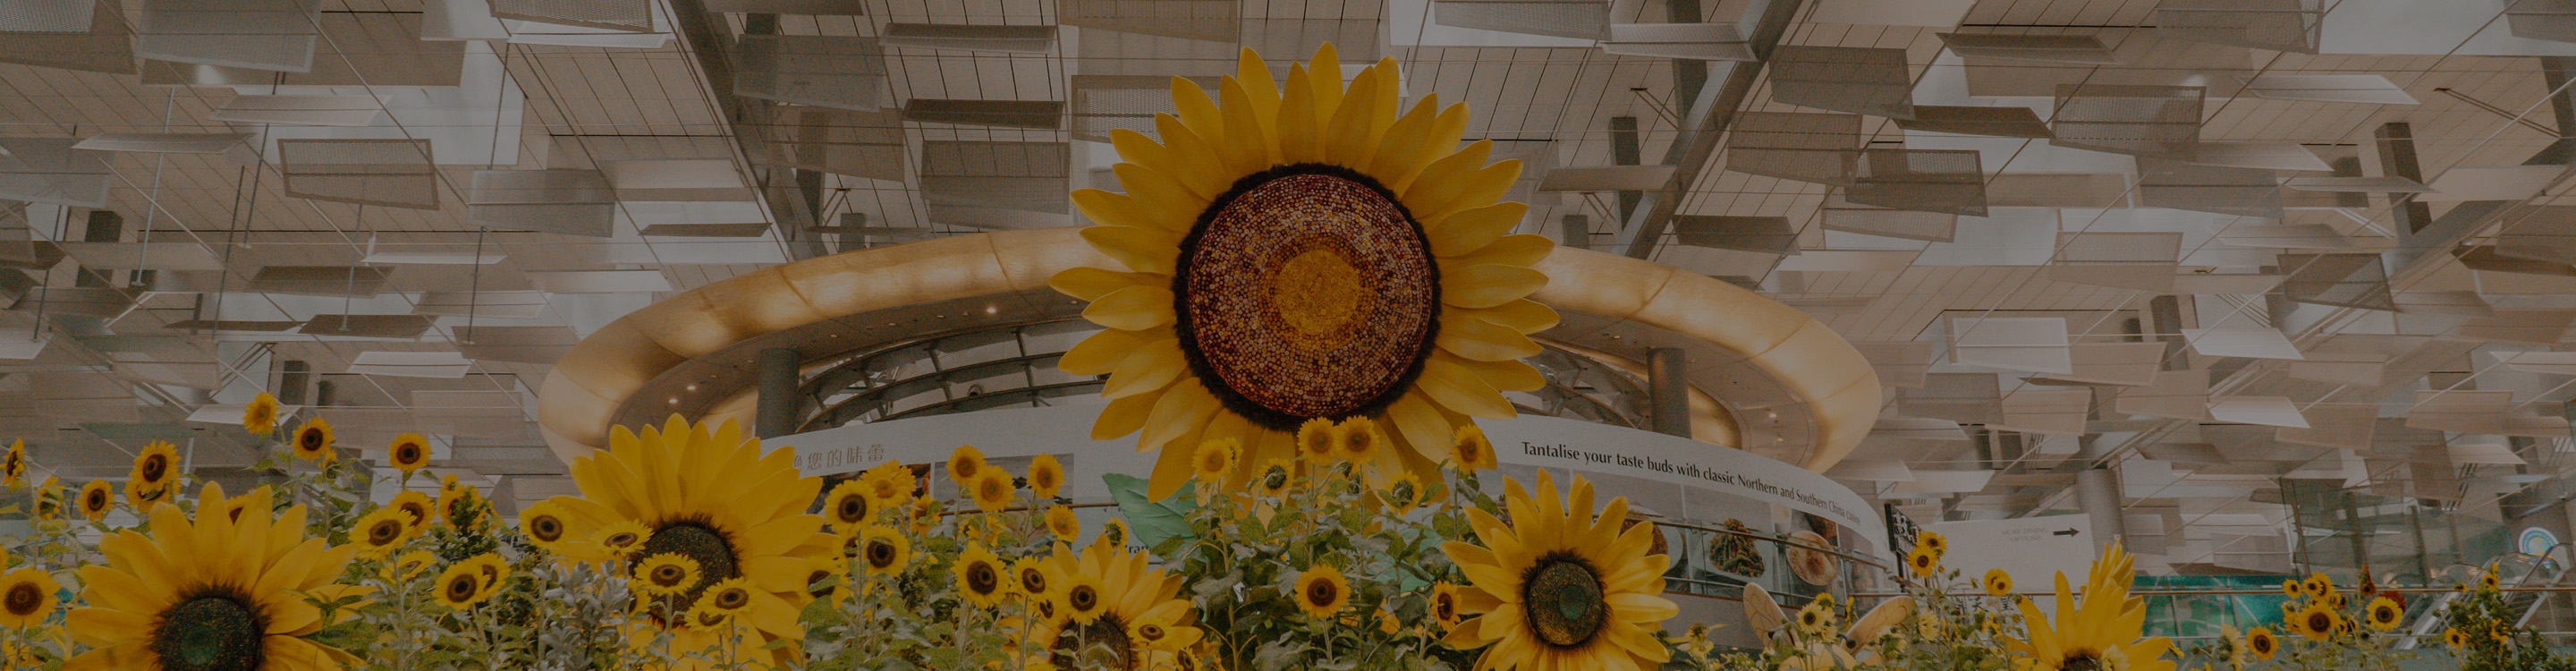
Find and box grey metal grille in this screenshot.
[2135,157,2283,218]
[1060,0,1239,43]
[2153,0,2322,54]
[1431,0,1609,40]
[277,139,439,210]
[2279,253,2396,311]
[488,0,652,31]
[920,141,1070,214]
[1672,216,1799,254]
[757,106,906,182]
[0,0,95,31]
[1769,46,1915,119]
[135,0,321,72]
[1723,111,1860,186]
[1843,149,1986,217]
[733,35,887,112]
[2051,84,2204,159]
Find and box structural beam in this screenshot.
[1611,0,1807,259]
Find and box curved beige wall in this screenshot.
[537,227,1880,472]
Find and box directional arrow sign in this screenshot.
[1928,514,2097,613]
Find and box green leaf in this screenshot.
[1104,472,1199,550]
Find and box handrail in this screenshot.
[807,352,1070,428]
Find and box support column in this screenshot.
[1610,115,1643,220]
[1646,347,1691,438]
[756,347,801,438]
[2074,437,2128,550]
[278,360,311,405]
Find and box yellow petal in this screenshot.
[1441,352,1546,392]
[1427,201,1526,258]
[1062,327,1161,375]
[1049,266,1158,302]
[1080,225,1181,276]
[1277,64,1324,164]
[1450,234,1555,268]
[1155,114,1240,196]
[1416,159,1524,223]
[1402,140,1493,206]
[1110,163,1210,231]
[1453,299,1560,335]
[1365,92,1443,187]
[1082,285,1176,331]
[1102,337,1187,399]
[1438,313,1543,361]
[1420,357,1517,419]
[1137,380,1221,453]
[1092,392,1162,440]
[1390,104,1470,193]
[1170,76,1227,157]
[1234,47,1281,132]
[1220,76,1279,172]
[1307,43,1344,123]
[1108,129,1193,197]
[1321,67,1383,168]
[1443,264,1548,309]
[1145,414,1210,500]
[1385,392,1455,461]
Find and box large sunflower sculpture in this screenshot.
[1004,541,1199,671]
[1053,44,1557,499]
[2006,541,2175,671]
[1439,470,1678,671]
[539,415,840,668]
[64,482,363,671]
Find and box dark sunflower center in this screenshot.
[1262,467,1288,490]
[86,489,106,509]
[395,445,421,463]
[981,479,1008,501]
[1304,580,1338,607]
[529,516,564,542]
[2309,612,2332,631]
[299,430,323,450]
[368,520,402,545]
[1069,584,1101,613]
[650,565,690,587]
[4,583,39,616]
[714,587,750,610]
[1174,165,1441,429]
[2061,652,2102,671]
[400,503,429,524]
[836,496,869,523]
[602,531,640,548]
[967,562,1001,595]
[1433,594,1456,621]
[444,575,478,601]
[1521,554,1607,648]
[806,570,835,598]
[1034,470,1058,491]
[638,522,736,606]
[866,540,899,569]
[150,593,267,671]
[1051,615,1135,671]
[1021,569,1048,595]
[141,454,168,481]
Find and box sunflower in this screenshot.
[970,471,1017,514]
[1004,542,1198,671]
[1983,569,2013,597]
[1054,44,1555,502]
[1918,531,1948,560]
[2006,542,2174,671]
[0,566,58,630]
[1451,424,1497,471]
[436,476,488,529]
[822,480,875,533]
[635,554,703,597]
[347,506,418,559]
[2479,568,2500,591]
[518,500,573,553]
[1298,418,1337,463]
[593,520,652,558]
[685,603,737,633]
[463,553,510,590]
[1429,581,1464,630]
[64,482,363,669]
[31,476,61,521]
[386,433,431,476]
[77,480,111,522]
[949,445,987,483]
[386,490,434,534]
[2290,603,2339,641]
[1011,556,1055,601]
[290,417,335,463]
[2443,626,2467,649]
[1028,454,1067,500]
[2,438,24,488]
[1041,505,1081,542]
[2300,573,2334,599]
[1379,471,1424,513]
[2247,626,2277,659]
[2281,580,2299,596]
[390,550,436,582]
[1191,438,1239,484]
[861,461,915,506]
[1905,546,1939,574]
[694,577,757,617]
[1098,518,1131,548]
[1338,417,1387,467]
[1438,470,1675,671]
[954,543,1007,607]
[538,416,838,665]
[130,440,180,493]
[124,480,170,513]
[1293,564,1350,619]
[2365,597,2401,631]
[1253,459,1294,497]
[857,525,911,576]
[242,391,281,435]
[435,562,490,609]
